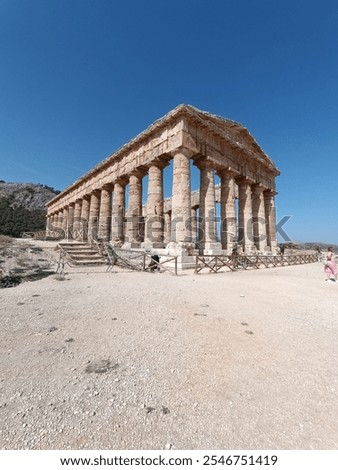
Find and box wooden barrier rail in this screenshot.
[195,253,319,274]
[22,230,64,240]
[102,244,178,275]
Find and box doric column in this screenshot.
[198,162,222,254]
[164,211,171,245]
[61,207,68,241]
[191,207,198,245]
[237,177,255,252]
[52,213,59,231]
[170,149,192,243]
[73,199,82,240]
[111,181,126,246]
[57,211,64,231]
[67,203,75,240]
[80,196,90,241]
[145,163,164,247]
[98,185,113,241]
[219,168,238,252]
[252,185,268,252]
[264,190,278,253]
[46,215,51,231]
[88,191,101,242]
[125,172,143,247]
[54,212,60,230]
[46,214,51,231]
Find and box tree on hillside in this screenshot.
[0,197,46,237]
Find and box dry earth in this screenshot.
[0,240,337,450]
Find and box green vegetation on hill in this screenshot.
[0,181,59,237]
[0,196,46,237]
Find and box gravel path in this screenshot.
[0,254,337,450]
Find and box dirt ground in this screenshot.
[0,240,337,450]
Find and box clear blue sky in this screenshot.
[1,0,337,243]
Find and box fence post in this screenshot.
[194,255,198,274]
[175,257,177,276]
[142,253,146,271]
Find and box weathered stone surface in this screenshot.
[46,105,280,259]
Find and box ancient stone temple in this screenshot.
[46,105,280,266]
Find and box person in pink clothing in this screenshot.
[324,246,337,282]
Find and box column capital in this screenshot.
[252,183,267,196]
[264,189,278,198]
[90,189,101,196]
[217,166,240,178]
[236,176,256,186]
[171,147,195,159]
[114,177,128,187]
[101,183,114,192]
[193,158,214,171]
[129,170,145,180]
[147,157,170,170]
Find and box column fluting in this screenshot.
[111,181,126,245]
[145,163,164,247]
[237,177,255,252]
[88,191,101,242]
[219,168,238,252]
[252,185,268,252]
[98,186,113,241]
[170,149,192,243]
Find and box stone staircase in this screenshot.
[58,242,108,267]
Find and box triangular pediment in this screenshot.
[166,104,278,173]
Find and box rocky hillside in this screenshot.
[0,181,60,237]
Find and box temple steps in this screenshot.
[58,242,108,266]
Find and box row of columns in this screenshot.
[47,149,277,253]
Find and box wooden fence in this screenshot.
[195,253,319,274]
[102,244,178,275]
[22,230,64,240]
